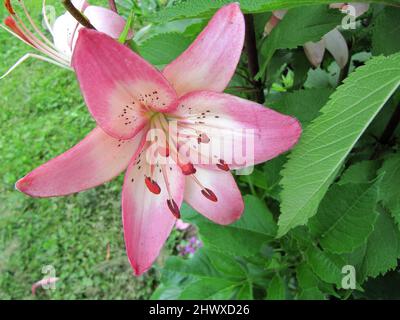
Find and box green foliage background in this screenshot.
[1,0,400,299]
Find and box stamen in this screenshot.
[4,16,33,45]
[144,176,161,194]
[216,159,230,171]
[201,188,218,202]
[180,162,196,176]
[167,199,180,219]
[4,0,15,15]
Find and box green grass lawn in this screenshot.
[0,1,177,299]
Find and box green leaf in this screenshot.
[309,180,380,254]
[266,275,286,300]
[377,153,400,227]
[372,7,400,56]
[136,32,192,67]
[178,278,241,300]
[269,88,333,127]
[182,195,277,257]
[258,6,342,78]
[148,0,393,24]
[296,263,326,300]
[278,53,400,237]
[305,245,346,287]
[118,10,134,44]
[357,210,400,279]
[338,160,380,185]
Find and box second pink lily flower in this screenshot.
[16,4,301,275]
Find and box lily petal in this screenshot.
[73,29,177,140]
[184,166,244,225]
[323,29,349,69]
[304,40,326,67]
[173,91,301,169]
[122,148,185,275]
[162,3,245,96]
[84,6,133,40]
[52,12,79,56]
[16,127,146,197]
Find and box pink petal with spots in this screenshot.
[172,91,301,169]
[184,166,244,225]
[73,29,178,140]
[162,3,245,96]
[122,147,185,275]
[16,127,146,197]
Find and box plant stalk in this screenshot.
[244,14,265,104]
[61,0,95,29]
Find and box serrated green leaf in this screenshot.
[278,53,400,237]
[136,32,192,67]
[148,0,395,24]
[338,160,380,185]
[258,6,342,78]
[182,195,277,257]
[178,278,241,299]
[305,245,346,287]
[296,263,326,300]
[266,275,286,300]
[269,88,333,127]
[309,180,380,254]
[377,153,400,227]
[372,7,400,56]
[358,210,400,279]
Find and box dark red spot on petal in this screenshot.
[145,176,161,194]
[201,188,218,202]
[167,199,180,218]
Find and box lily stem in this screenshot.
[61,0,95,29]
[108,0,118,13]
[244,14,265,104]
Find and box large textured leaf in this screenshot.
[296,263,326,300]
[305,245,345,287]
[355,210,400,279]
[377,153,400,228]
[278,53,400,237]
[136,32,193,67]
[258,6,342,77]
[266,275,286,300]
[148,0,395,24]
[178,278,241,300]
[269,88,333,127]
[182,195,277,257]
[338,160,380,185]
[309,180,380,254]
[372,6,400,56]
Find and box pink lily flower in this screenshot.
[16,4,301,275]
[1,0,130,78]
[264,3,369,69]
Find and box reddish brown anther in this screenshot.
[167,199,180,218]
[180,163,196,175]
[4,16,33,45]
[216,159,230,171]
[4,0,15,15]
[144,176,161,194]
[201,188,218,202]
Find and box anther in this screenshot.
[216,159,230,171]
[4,0,15,15]
[201,188,218,202]
[167,199,180,218]
[145,176,161,194]
[180,163,196,176]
